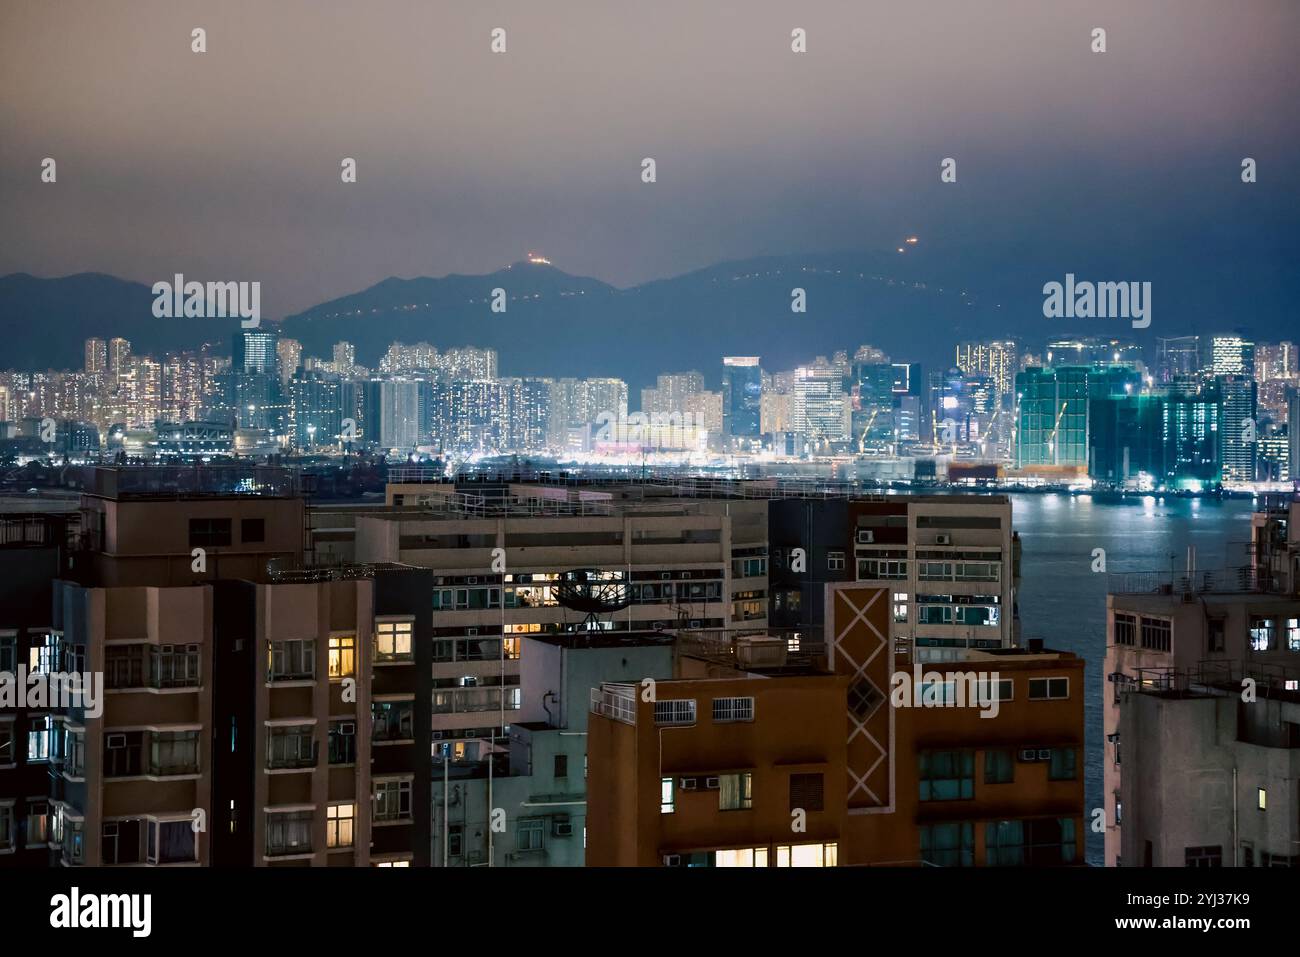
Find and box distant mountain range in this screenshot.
[0,248,1281,389]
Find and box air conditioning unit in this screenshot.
[467,576,479,585]
[552,818,573,837]
[107,734,126,749]
[689,620,702,628]
[1018,748,1038,762]
[680,777,698,790]
[1036,748,1051,761]
[705,776,720,790]
[160,644,174,654]
[936,534,953,546]
[339,722,356,736]
[663,854,681,867]
[467,627,478,636]
[660,572,672,581]
[857,529,875,544]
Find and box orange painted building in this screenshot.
[586,583,1085,867]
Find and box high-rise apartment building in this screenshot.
[354,482,770,746]
[84,338,107,375]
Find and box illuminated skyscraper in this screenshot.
[722,357,762,437]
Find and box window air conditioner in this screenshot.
[857,530,874,544]
[936,534,953,546]
[663,854,681,867]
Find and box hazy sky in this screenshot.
[2,0,1297,318]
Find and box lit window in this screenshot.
[375,619,413,662]
[719,772,753,811]
[1257,788,1266,811]
[327,635,355,678]
[660,777,675,814]
[326,803,355,849]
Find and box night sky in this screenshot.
[2,0,1297,321]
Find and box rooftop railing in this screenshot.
[590,685,637,725]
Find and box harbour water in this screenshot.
[1009,493,1258,865]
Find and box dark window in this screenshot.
[240,518,265,544]
[921,822,974,867]
[789,773,824,812]
[984,749,1014,784]
[448,825,464,857]
[1048,747,1077,781]
[1185,845,1222,867]
[189,518,231,548]
[919,750,974,801]
[554,754,568,778]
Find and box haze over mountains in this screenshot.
[1,246,1289,391]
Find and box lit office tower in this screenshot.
[1219,375,1258,484]
[1204,336,1255,377]
[1162,383,1222,488]
[84,338,107,374]
[1156,336,1200,384]
[722,357,762,437]
[791,360,847,442]
[851,361,897,451]
[333,341,356,373]
[277,338,303,384]
[108,337,131,376]
[0,384,9,422]
[1045,337,1142,370]
[1014,367,1090,468]
[233,330,279,375]
[955,340,1018,401]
